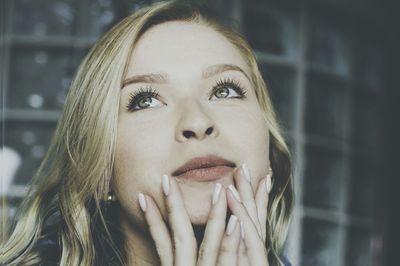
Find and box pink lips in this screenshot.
[172,155,236,181]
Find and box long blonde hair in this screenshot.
[1,1,294,265]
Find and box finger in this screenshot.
[197,183,227,266]
[216,214,241,265]
[226,186,269,266]
[238,235,250,266]
[254,175,270,242]
[162,174,197,265]
[138,193,173,266]
[233,164,262,237]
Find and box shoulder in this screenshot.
[281,255,293,266]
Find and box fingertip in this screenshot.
[138,192,147,212]
[227,215,240,235]
[212,182,222,205]
[259,176,268,192]
[225,188,235,211]
[228,184,242,202]
[162,174,170,196]
[240,221,245,240]
[266,174,272,194]
[219,185,227,203]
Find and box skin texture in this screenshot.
[114,21,270,265]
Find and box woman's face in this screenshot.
[114,21,269,226]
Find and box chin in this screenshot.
[179,184,215,225]
[186,201,212,225]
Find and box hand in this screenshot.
[226,164,271,266]
[137,165,272,266]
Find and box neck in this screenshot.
[120,216,161,266]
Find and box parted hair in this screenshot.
[1,1,294,265]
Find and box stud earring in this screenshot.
[107,191,117,203]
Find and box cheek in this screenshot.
[220,103,268,144]
[114,115,171,184]
[221,105,270,177]
[113,117,171,226]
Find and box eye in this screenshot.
[209,78,247,100]
[126,87,163,112]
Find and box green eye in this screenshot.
[210,78,247,100]
[137,97,152,108]
[215,87,230,98]
[126,87,163,112]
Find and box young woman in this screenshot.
[2,1,294,265]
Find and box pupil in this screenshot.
[139,97,151,107]
[217,88,229,98]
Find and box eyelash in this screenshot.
[125,77,247,112]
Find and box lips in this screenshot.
[172,155,236,181]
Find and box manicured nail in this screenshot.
[266,174,272,194]
[228,184,241,202]
[226,215,238,235]
[241,163,251,183]
[212,183,222,205]
[240,221,245,239]
[138,193,147,212]
[162,174,170,196]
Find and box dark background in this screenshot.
[1,0,399,265]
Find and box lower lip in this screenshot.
[175,165,234,181]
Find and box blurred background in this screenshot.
[1,0,399,265]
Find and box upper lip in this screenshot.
[172,155,236,176]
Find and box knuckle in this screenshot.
[173,234,197,249]
[197,244,208,261]
[147,223,157,235]
[155,244,169,258]
[165,202,176,216]
[219,241,233,256]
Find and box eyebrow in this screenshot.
[121,64,251,89]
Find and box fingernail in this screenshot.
[240,221,245,239]
[228,184,241,202]
[212,183,222,205]
[241,163,251,183]
[162,174,170,196]
[266,174,272,194]
[138,193,147,212]
[226,215,238,235]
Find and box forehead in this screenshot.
[126,21,249,78]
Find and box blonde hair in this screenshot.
[1,1,294,265]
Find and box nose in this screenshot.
[175,100,219,142]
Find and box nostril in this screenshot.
[206,126,213,135]
[183,130,194,138]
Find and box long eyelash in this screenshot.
[212,77,248,98]
[126,86,160,111]
[126,78,246,111]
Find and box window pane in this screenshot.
[8,46,75,109]
[243,3,298,59]
[350,91,382,150]
[345,226,372,266]
[260,64,296,130]
[302,218,340,266]
[303,145,346,210]
[347,157,378,217]
[4,121,56,185]
[307,20,350,76]
[305,74,347,140]
[13,0,78,36]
